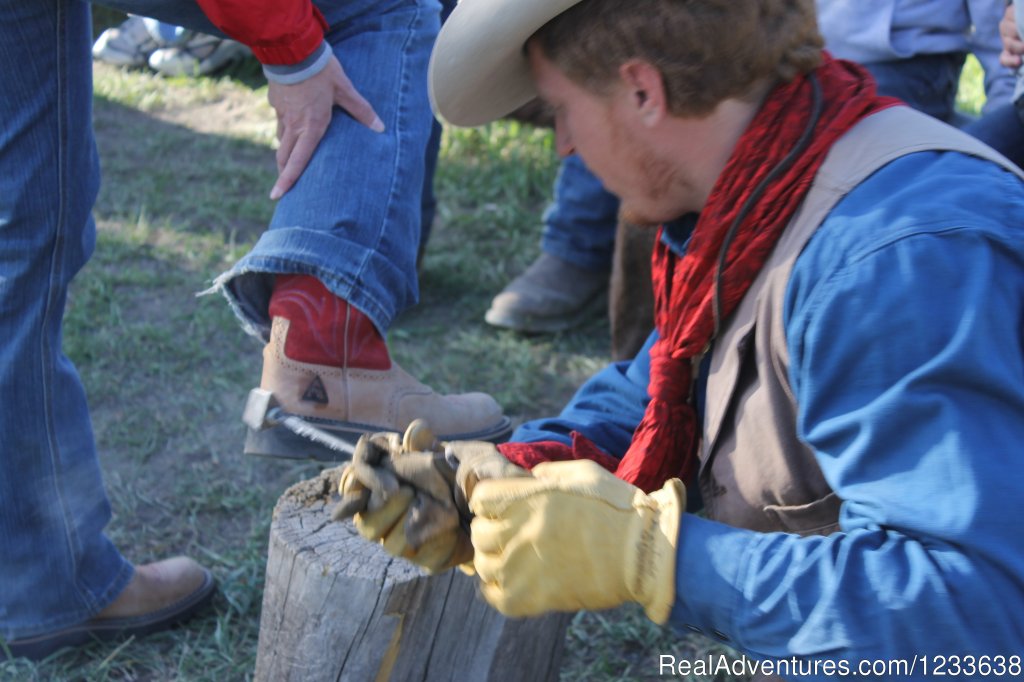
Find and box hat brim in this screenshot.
[428,0,585,127]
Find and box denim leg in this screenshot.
[0,0,133,640]
[420,119,443,256]
[419,0,457,256]
[963,103,1024,170]
[863,52,966,124]
[111,1,440,322]
[201,0,441,339]
[540,154,620,272]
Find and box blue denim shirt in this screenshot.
[512,151,1024,677]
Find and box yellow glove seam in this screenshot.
[634,479,684,625]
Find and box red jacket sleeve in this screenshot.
[194,0,327,65]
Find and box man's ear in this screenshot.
[619,59,668,127]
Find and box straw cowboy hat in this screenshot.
[428,0,585,126]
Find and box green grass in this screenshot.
[1,35,988,681]
[956,55,987,118]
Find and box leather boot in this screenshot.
[485,253,608,334]
[3,557,216,661]
[244,276,511,460]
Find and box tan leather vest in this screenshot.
[697,106,1024,537]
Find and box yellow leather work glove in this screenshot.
[470,459,684,624]
[447,440,530,520]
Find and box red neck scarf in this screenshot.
[614,55,898,492]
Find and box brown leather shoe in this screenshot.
[3,557,216,661]
[244,317,512,460]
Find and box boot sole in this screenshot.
[244,413,514,462]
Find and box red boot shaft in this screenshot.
[269,274,390,370]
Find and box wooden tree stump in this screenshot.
[255,468,572,682]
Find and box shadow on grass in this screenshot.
[93,95,277,244]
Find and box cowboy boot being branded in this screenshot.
[244,275,511,460]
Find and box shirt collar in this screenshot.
[659,213,700,257]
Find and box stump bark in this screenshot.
[255,468,572,682]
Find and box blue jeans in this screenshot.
[0,0,134,641]
[419,0,457,257]
[0,0,441,640]
[862,52,967,125]
[135,2,448,264]
[212,0,440,337]
[101,0,441,337]
[963,102,1024,170]
[541,154,619,272]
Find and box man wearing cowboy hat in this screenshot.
[337,0,1024,677]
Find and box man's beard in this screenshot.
[617,157,688,227]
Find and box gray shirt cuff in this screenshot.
[262,41,331,85]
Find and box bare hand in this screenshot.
[267,53,384,200]
[999,4,1024,70]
